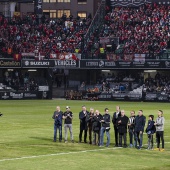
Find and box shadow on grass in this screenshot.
[30,137,52,142]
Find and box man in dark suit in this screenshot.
[112,106,121,147]
[86,108,94,144]
[128,110,136,148]
[92,109,102,145]
[117,110,129,148]
[99,108,111,147]
[134,110,146,150]
[52,106,63,142]
[79,105,89,143]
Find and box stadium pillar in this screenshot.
[34,0,43,24]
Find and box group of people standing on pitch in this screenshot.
[52,106,74,143]
[113,107,165,151]
[52,105,165,151]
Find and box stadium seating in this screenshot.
[102,3,170,54]
[84,3,170,59]
[0,14,92,59]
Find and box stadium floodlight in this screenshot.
[28,69,37,72]
[101,70,110,72]
[7,69,14,71]
[144,70,157,73]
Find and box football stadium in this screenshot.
[0,0,170,170]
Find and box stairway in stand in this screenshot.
[52,85,65,98]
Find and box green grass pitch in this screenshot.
[0,100,169,170]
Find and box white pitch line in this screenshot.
[0,147,122,162]
[1,142,169,163]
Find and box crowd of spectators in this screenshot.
[77,72,143,99]
[104,3,170,53]
[143,72,170,93]
[0,13,92,59]
[1,3,170,60]
[3,70,40,91]
[77,72,170,100]
[65,90,83,100]
[83,3,170,58]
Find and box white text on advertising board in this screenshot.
[105,62,116,66]
[86,62,98,66]
[0,60,20,67]
[55,60,76,66]
[10,92,23,99]
[85,61,116,67]
[30,61,50,66]
[24,93,37,97]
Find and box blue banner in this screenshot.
[34,0,42,15]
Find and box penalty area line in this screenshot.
[0,147,122,162]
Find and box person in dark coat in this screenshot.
[62,106,74,143]
[134,110,146,150]
[112,106,121,147]
[86,108,94,144]
[145,115,156,150]
[117,110,129,147]
[92,110,102,145]
[128,110,136,147]
[52,106,63,142]
[99,108,111,147]
[79,105,89,143]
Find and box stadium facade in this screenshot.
[0,0,101,18]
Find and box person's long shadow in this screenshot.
[30,137,52,142]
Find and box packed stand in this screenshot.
[104,3,170,54]
[0,13,92,59]
[83,3,170,59]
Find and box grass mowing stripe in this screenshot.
[1,141,169,162]
[0,147,122,162]
[0,100,169,170]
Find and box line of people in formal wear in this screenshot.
[52,105,165,151]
